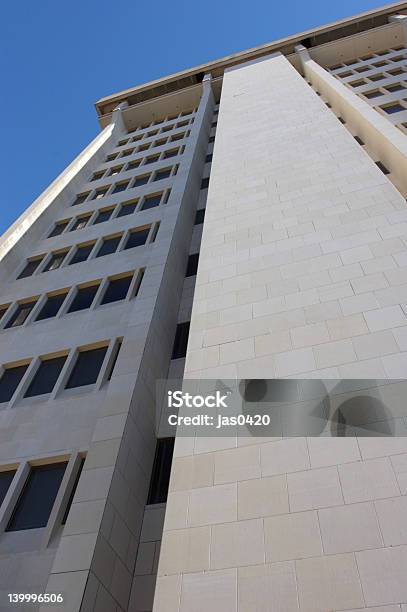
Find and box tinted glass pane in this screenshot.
[35,294,67,321]
[171,322,190,359]
[145,156,159,165]
[0,365,29,403]
[70,217,90,231]
[96,237,121,257]
[93,210,113,224]
[201,178,209,189]
[112,182,129,193]
[195,209,205,224]
[72,193,89,206]
[124,228,150,249]
[24,357,67,397]
[4,302,37,328]
[61,458,85,525]
[117,202,137,217]
[186,253,199,277]
[65,347,108,389]
[69,245,94,265]
[164,149,178,158]
[141,195,161,211]
[18,259,42,279]
[147,438,175,504]
[0,471,16,507]
[101,277,132,305]
[7,463,67,531]
[0,306,9,322]
[48,221,68,237]
[154,169,171,181]
[133,175,150,187]
[68,285,99,313]
[43,253,67,272]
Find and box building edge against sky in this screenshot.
[0,2,407,611]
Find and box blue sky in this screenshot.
[0,0,390,235]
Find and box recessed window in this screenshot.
[17,257,44,279]
[68,285,99,313]
[186,253,199,277]
[138,143,151,152]
[92,187,109,200]
[387,68,404,76]
[112,181,130,194]
[386,83,406,93]
[131,134,143,141]
[0,305,9,322]
[6,463,67,531]
[369,74,384,82]
[364,90,383,99]
[161,125,173,133]
[355,66,369,73]
[171,322,190,359]
[354,136,365,145]
[147,438,175,504]
[93,208,113,224]
[381,103,405,114]
[124,228,150,249]
[24,356,67,397]
[171,133,184,142]
[154,168,172,181]
[133,174,150,187]
[209,136,215,143]
[337,70,352,77]
[126,160,141,171]
[155,138,167,147]
[176,121,189,128]
[118,139,129,146]
[70,216,91,231]
[117,200,138,217]
[201,177,209,189]
[141,194,161,211]
[106,153,118,162]
[349,79,365,88]
[61,458,85,525]
[68,243,94,265]
[163,148,179,159]
[391,55,404,62]
[91,171,105,181]
[4,301,37,329]
[106,340,123,381]
[43,249,68,272]
[338,117,346,124]
[101,276,132,305]
[376,161,390,175]
[35,293,67,321]
[147,130,158,137]
[48,220,69,238]
[144,155,160,165]
[65,346,108,389]
[372,61,387,67]
[0,471,16,506]
[0,364,29,403]
[108,166,123,177]
[195,209,205,224]
[72,193,90,206]
[96,236,122,257]
[121,149,134,157]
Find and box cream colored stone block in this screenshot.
[356,545,407,607]
[318,501,382,554]
[158,527,210,575]
[180,568,237,612]
[188,483,237,526]
[169,454,214,492]
[338,457,400,503]
[287,466,343,511]
[238,561,299,612]
[264,510,322,562]
[214,444,261,485]
[238,474,288,519]
[210,518,264,569]
[261,437,309,476]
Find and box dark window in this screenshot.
[72,193,89,206]
[201,177,209,189]
[145,155,160,165]
[106,340,122,381]
[91,171,105,181]
[205,154,213,163]
[61,458,85,525]
[24,356,67,397]
[7,463,67,531]
[355,66,369,73]
[106,153,118,161]
[48,220,69,237]
[388,68,404,76]
[68,285,99,313]
[42,251,68,272]
[163,149,179,159]
[93,209,113,224]
[109,166,123,177]
[381,103,405,114]
[0,471,16,507]
[155,138,167,147]
[138,143,150,152]
[369,74,384,82]
[70,216,91,231]
[124,228,150,249]
[376,161,390,175]
[209,136,215,143]
[4,301,37,328]
[35,294,67,321]
[141,194,161,211]
[147,438,175,504]
[338,117,346,124]
[154,168,172,181]
[372,61,387,67]
[69,244,94,265]
[118,139,129,146]
[171,322,190,359]
[186,253,199,277]
[161,125,173,132]
[121,149,134,157]
[17,258,43,279]
[96,236,121,257]
[211,121,217,127]
[195,209,205,224]
[65,347,108,389]
[349,79,365,88]
[364,90,383,99]
[112,181,130,194]
[92,187,109,200]
[354,136,365,146]
[133,174,150,187]
[0,364,29,403]
[101,276,132,305]
[386,83,406,93]
[0,305,9,322]
[117,201,138,217]
[171,133,184,142]
[126,160,141,171]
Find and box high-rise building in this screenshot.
[1,2,407,611]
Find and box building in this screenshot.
[1,2,407,610]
